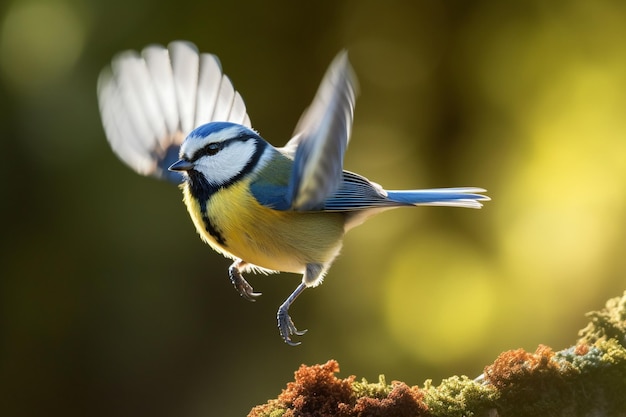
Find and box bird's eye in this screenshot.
[203,143,221,156]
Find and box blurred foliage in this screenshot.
[1,0,626,416]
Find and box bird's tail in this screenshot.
[386,187,489,209]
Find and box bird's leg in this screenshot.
[228,259,261,301]
[277,263,324,345]
[277,282,308,346]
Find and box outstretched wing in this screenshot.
[283,51,359,211]
[97,41,251,183]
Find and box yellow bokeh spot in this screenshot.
[384,233,496,365]
[496,62,626,297]
[0,0,87,93]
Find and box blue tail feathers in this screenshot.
[386,188,489,209]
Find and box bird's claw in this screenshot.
[229,265,261,301]
[277,307,307,346]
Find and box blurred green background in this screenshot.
[2,0,626,415]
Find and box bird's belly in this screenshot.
[184,184,345,273]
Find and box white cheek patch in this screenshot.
[194,140,256,186]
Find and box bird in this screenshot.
[97,41,489,345]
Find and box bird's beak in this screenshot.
[168,159,194,172]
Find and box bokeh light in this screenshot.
[0,0,87,94]
[385,233,496,365]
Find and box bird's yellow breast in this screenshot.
[182,180,346,273]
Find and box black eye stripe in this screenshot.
[189,142,223,161]
[190,135,255,162]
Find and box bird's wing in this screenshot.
[321,171,399,211]
[97,41,251,183]
[282,51,359,211]
[251,169,391,212]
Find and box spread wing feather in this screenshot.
[283,51,359,211]
[97,41,252,183]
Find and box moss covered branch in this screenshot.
[249,291,626,417]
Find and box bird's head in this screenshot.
[169,122,268,189]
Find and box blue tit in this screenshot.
[97,41,489,345]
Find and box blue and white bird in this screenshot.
[97,41,489,345]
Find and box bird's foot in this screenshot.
[277,304,307,346]
[228,263,261,301]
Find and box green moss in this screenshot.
[578,290,626,346]
[423,375,497,417]
[351,374,392,400]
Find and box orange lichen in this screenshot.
[248,360,427,417]
[285,360,354,417]
[483,345,577,415]
[574,343,589,356]
[248,360,354,417]
[484,344,561,390]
